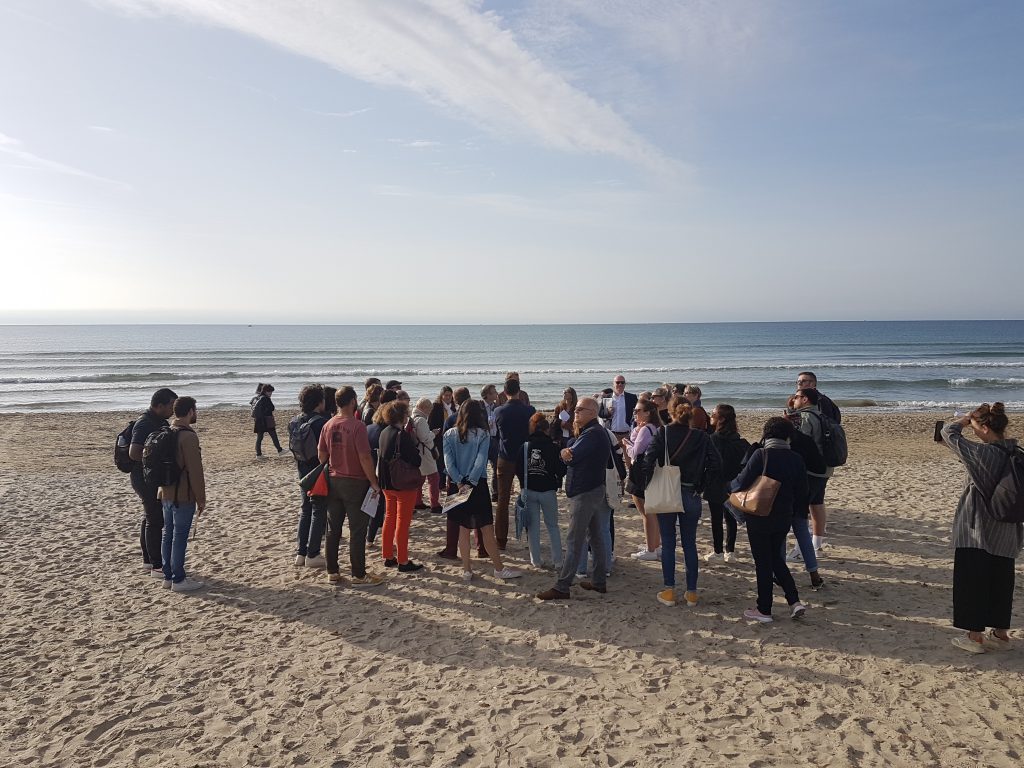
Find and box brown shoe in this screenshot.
[580,581,607,594]
[535,588,571,601]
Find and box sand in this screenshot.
[2,410,1023,768]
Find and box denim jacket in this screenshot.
[443,427,490,487]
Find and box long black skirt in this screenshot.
[953,547,1015,632]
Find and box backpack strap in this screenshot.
[669,428,693,464]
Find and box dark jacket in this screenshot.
[428,403,448,432]
[599,392,638,432]
[817,392,841,424]
[789,430,827,476]
[516,432,566,493]
[377,425,421,490]
[704,430,750,504]
[643,423,720,490]
[731,447,808,532]
[494,399,536,461]
[564,419,611,498]
[251,395,275,434]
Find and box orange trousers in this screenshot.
[382,488,418,563]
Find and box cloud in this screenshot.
[88,125,116,132]
[98,0,676,173]
[0,132,131,189]
[304,106,374,118]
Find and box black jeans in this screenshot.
[746,521,799,616]
[256,429,282,455]
[709,501,737,553]
[132,474,163,566]
[325,476,371,578]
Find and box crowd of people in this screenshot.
[123,370,1021,646]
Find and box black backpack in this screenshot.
[986,446,1024,524]
[115,420,135,473]
[250,395,265,419]
[142,426,183,487]
[288,413,323,463]
[811,411,848,467]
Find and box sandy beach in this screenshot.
[2,409,1023,767]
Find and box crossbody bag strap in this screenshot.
[523,442,529,493]
[668,428,693,464]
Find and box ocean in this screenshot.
[1,321,1023,413]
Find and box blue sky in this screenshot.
[1,0,1021,323]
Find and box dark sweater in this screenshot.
[494,399,536,461]
[731,447,808,532]
[564,420,610,498]
[704,430,750,504]
[377,425,421,490]
[516,432,566,492]
[643,424,720,490]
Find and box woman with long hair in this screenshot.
[360,384,384,425]
[642,397,720,608]
[941,403,1022,653]
[704,404,749,563]
[376,401,424,572]
[550,387,578,449]
[443,400,521,582]
[625,399,662,561]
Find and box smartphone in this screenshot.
[933,420,945,443]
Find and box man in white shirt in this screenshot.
[599,376,637,447]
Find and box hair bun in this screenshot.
[992,402,1006,414]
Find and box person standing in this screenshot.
[792,388,833,553]
[731,417,808,623]
[377,401,425,573]
[290,385,329,568]
[480,384,501,501]
[941,403,1022,653]
[493,378,536,550]
[317,386,385,587]
[783,395,827,589]
[600,376,638,445]
[536,397,612,600]
[704,404,749,563]
[796,371,841,423]
[129,387,177,578]
[252,384,284,457]
[642,398,720,608]
[551,387,578,450]
[624,399,662,561]
[442,400,522,582]
[518,413,566,569]
[360,384,384,425]
[157,396,206,592]
[682,385,711,432]
[412,397,441,514]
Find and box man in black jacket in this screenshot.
[536,397,611,600]
[291,385,329,569]
[796,371,841,423]
[129,387,177,578]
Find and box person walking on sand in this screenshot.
[129,387,177,578]
[289,385,329,569]
[252,384,284,457]
[536,397,612,600]
[442,400,522,583]
[731,417,808,623]
[941,403,1022,654]
[317,386,385,588]
[157,397,206,592]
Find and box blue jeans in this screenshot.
[522,488,562,566]
[656,488,702,590]
[161,501,196,584]
[785,515,818,572]
[296,461,326,557]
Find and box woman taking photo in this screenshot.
[642,398,720,608]
[730,417,808,623]
[704,404,749,563]
[518,413,566,569]
[941,403,1022,653]
[443,400,522,583]
[376,401,424,572]
[625,399,662,561]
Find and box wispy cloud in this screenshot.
[0,132,131,189]
[99,0,675,173]
[88,125,116,132]
[389,138,442,149]
[304,106,374,118]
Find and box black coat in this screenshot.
[731,447,808,532]
[377,425,421,490]
[704,430,750,504]
[643,423,720,490]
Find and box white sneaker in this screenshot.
[294,555,305,567]
[142,563,154,572]
[704,551,724,562]
[724,551,736,563]
[791,602,807,619]
[150,568,165,578]
[462,570,473,582]
[634,550,660,561]
[629,548,648,560]
[786,545,803,563]
[162,579,172,590]
[256,455,269,460]
[304,554,326,569]
[171,578,203,592]
[494,567,522,579]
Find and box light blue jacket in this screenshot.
[443,427,490,487]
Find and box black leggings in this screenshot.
[256,429,282,455]
[953,547,1015,631]
[709,501,737,553]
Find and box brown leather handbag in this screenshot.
[728,449,780,517]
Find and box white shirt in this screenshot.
[610,392,629,433]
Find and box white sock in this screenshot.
[812,535,823,550]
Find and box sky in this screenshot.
[0,0,1022,324]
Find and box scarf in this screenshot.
[763,437,790,451]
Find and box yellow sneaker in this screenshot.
[657,588,676,607]
[684,590,699,607]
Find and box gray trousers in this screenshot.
[325,476,371,578]
[555,486,611,593]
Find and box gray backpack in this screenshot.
[986,446,1024,524]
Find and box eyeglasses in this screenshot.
[796,379,813,385]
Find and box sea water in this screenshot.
[1,321,1022,413]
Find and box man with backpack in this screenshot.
[154,396,207,592]
[289,385,330,569]
[128,387,177,577]
[796,371,842,423]
[791,388,839,554]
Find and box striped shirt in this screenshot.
[941,423,1023,559]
